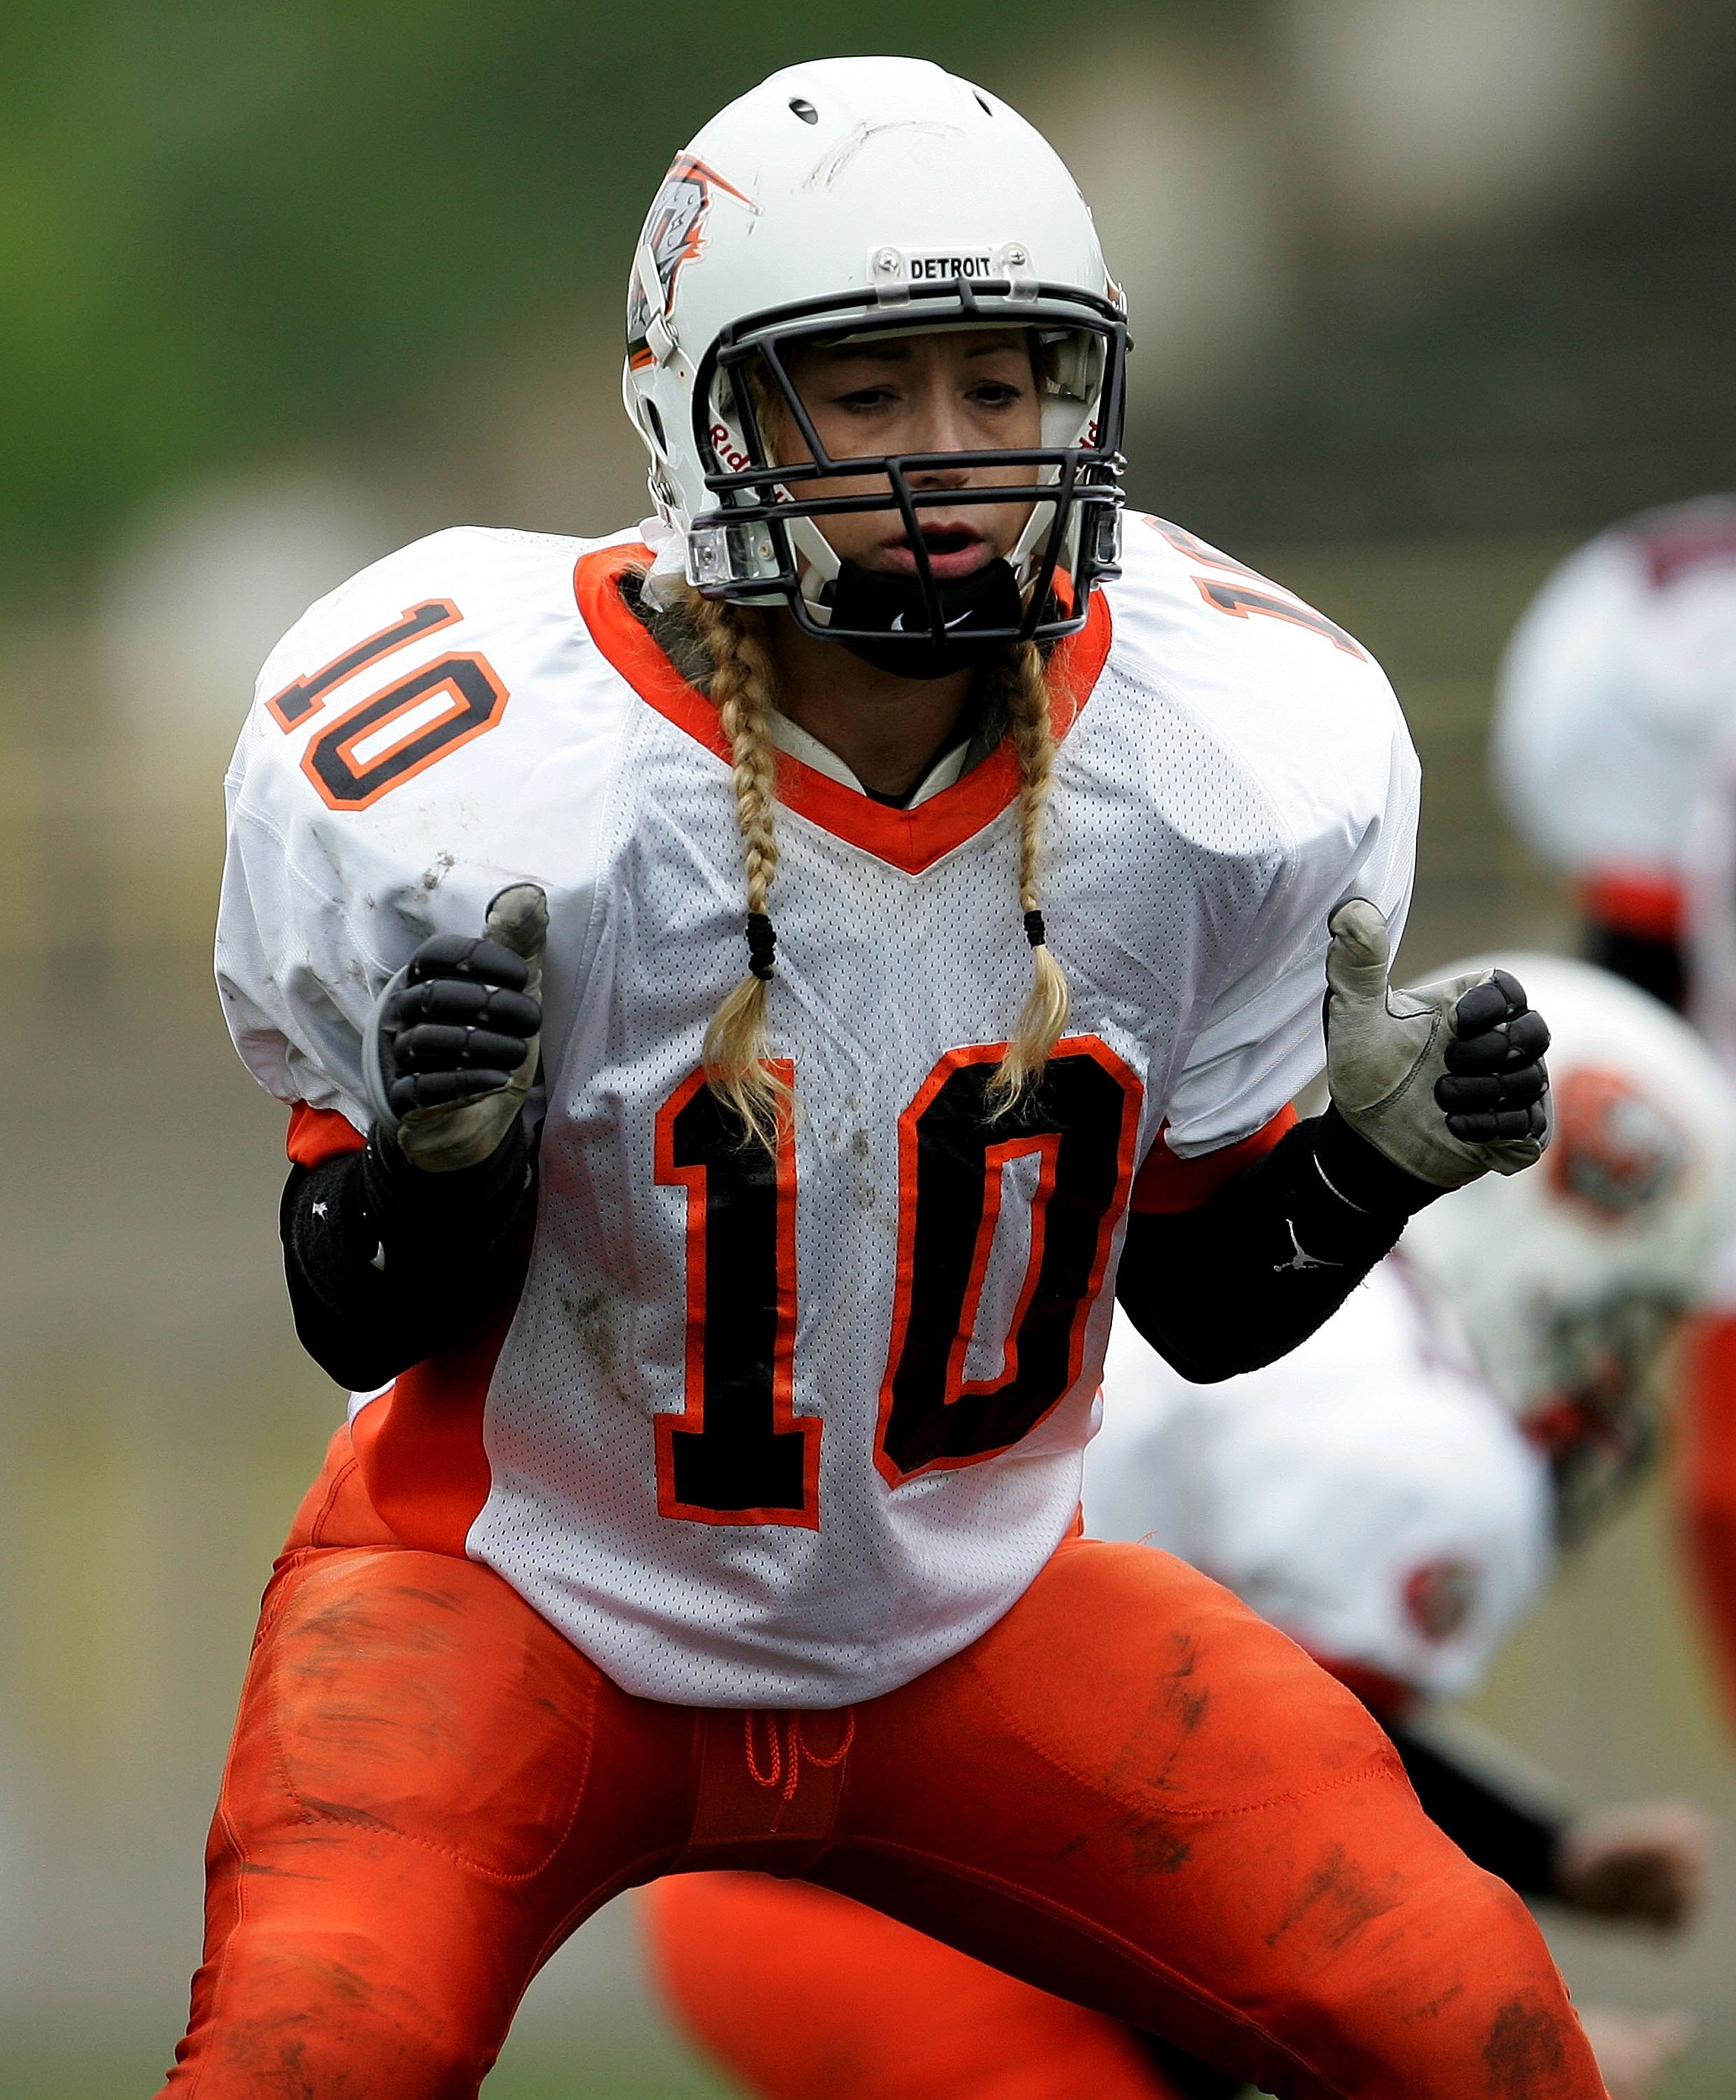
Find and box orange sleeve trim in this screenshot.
[286,1102,368,1168]
[1129,1105,1297,1215]
[350,1315,506,1558]
[1577,868,1684,944]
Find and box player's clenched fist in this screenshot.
[364,882,547,1173]
[1325,898,1550,1188]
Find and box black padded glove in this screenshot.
[363,882,547,1172]
[380,935,541,1116]
[1434,969,1551,1145]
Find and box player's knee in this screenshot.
[193,1930,490,2099]
[1331,1861,1598,2096]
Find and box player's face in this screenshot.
[770,329,1043,580]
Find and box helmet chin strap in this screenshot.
[822,557,1027,680]
[789,514,842,620]
[765,475,1034,675]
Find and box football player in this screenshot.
[1492,496,1736,1013]
[168,59,1588,2098]
[1494,503,1736,1740]
[646,953,1727,2100]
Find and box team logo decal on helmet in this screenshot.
[1403,1559,1479,1642]
[627,155,755,372]
[1547,1067,1686,1219]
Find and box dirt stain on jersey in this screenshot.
[561,1285,631,1398]
[1480,1993,1568,2095]
[420,851,457,891]
[851,1129,876,1208]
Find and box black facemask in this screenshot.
[823,557,1027,680]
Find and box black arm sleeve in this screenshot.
[1387,1723,1567,1898]
[281,1121,532,1390]
[1115,1108,1442,1383]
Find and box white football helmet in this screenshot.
[620,56,1127,659]
[1403,954,1734,1542]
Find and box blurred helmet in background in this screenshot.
[1403,953,1734,1544]
[619,55,1127,658]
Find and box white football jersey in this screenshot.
[217,512,1417,1707]
[1086,1263,1554,1700]
[1494,497,1736,884]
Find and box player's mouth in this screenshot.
[883,522,990,580]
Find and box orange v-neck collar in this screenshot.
[573,543,1113,876]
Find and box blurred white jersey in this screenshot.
[217,512,1416,1707]
[1494,497,1736,888]
[1087,1263,1553,1700]
[1682,724,1736,1309]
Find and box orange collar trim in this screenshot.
[573,543,1113,875]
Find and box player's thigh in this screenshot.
[831,1537,1597,2100]
[165,1546,690,2097]
[643,1872,1175,2100]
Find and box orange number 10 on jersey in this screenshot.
[265,599,511,811]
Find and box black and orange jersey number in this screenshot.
[652,1038,1140,1525]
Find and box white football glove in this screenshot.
[362,882,548,1173]
[1324,899,1550,1189]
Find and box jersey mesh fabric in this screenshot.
[471,607,1409,1703]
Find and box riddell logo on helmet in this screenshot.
[708,424,751,474]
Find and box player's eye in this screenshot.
[968,381,1025,409]
[834,386,899,412]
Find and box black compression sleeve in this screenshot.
[281,1121,532,1390]
[1387,1724,1567,1898]
[1115,1108,1442,1383]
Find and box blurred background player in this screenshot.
[647,952,1728,2100]
[1494,501,1736,1746]
[1492,496,1736,1014]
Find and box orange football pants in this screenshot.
[160,1507,1601,2097]
[645,1872,1188,2100]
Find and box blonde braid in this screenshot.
[988,640,1071,1113]
[684,587,792,1149]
